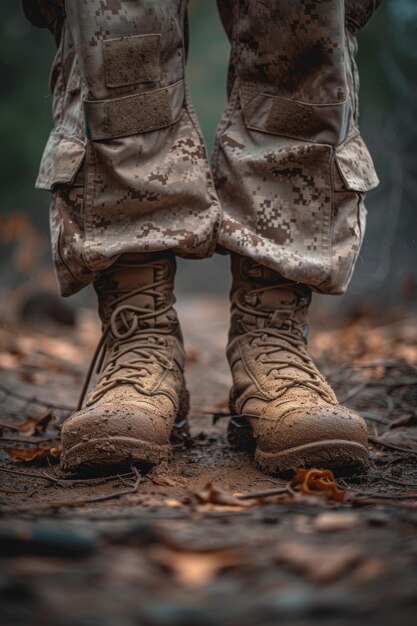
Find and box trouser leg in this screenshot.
[214,0,381,295]
[37,0,220,296]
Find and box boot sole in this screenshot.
[256,440,369,475]
[61,435,169,471]
[228,417,368,474]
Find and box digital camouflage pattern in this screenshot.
[30,0,381,296]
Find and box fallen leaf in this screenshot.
[20,412,57,437]
[350,558,388,586]
[314,512,361,532]
[0,353,21,369]
[149,545,245,587]
[193,482,252,509]
[4,446,61,462]
[291,468,346,503]
[0,419,20,432]
[185,347,199,364]
[215,398,230,410]
[275,541,363,583]
[147,464,185,487]
[19,370,48,385]
[0,412,57,437]
[389,414,417,429]
[378,427,417,451]
[164,498,183,508]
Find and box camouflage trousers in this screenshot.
[35,0,380,296]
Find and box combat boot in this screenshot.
[61,254,188,471]
[227,254,369,474]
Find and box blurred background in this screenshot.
[1,0,416,323]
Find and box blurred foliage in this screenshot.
[0,0,416,298]
[1,0,54,224]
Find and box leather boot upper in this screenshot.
[227,254,368,459]
[60,254,187,469]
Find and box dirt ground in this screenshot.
[1,296,417,626]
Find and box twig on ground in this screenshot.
[0,436,59,445]
[0,382,75,412]
[0,466,62,484]
[369,435,417,456]
[0,465,136,488]
[338,382,369,403]
[237,486,293,500]
[0,467,142,514]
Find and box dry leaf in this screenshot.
[19,370,48,385]
[389,414,417,429]
[291,468,346,503]
[147,464,185,487]
[350,558,388,586]
[4,446,61,462]
[314,512,361,532]
[20,411,57,437]
[275,541,363,583]
[185,347,199,364]
[164,498,183,508]
[193,482,252,509]
[215,398,230,410]
[0,412,57,437]
[149,545,245,587]
[378,427,417,451]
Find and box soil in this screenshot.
[1,297,417,625]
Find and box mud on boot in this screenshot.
[61,254,189,472]
[227,254,369,475]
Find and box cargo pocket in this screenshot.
[320,133,379,293]
[237,84,379,292]
[36,127,86,191]
[37,128,90,296]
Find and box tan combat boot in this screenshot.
[227,254,369,474]
[61,254,188,471]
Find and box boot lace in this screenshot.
[78,264,178,409]
[234,285,335,404]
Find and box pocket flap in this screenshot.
[335,133,379,192]
[241,89,351,145]
[36,128,86,191]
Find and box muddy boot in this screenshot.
[60,254,188,471]
[227,254,369,474]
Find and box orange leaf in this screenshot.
[291,468,346,503]
[4,446,61,462]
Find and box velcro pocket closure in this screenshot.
[104,34,161,88]
[334,133,379,192]
[241,90,351,145]
[36,128,86,191]
[84,80,184,140]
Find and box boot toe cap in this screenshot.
[254,402,369,473]
[257,403,368,452]
[61,396,174,470]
